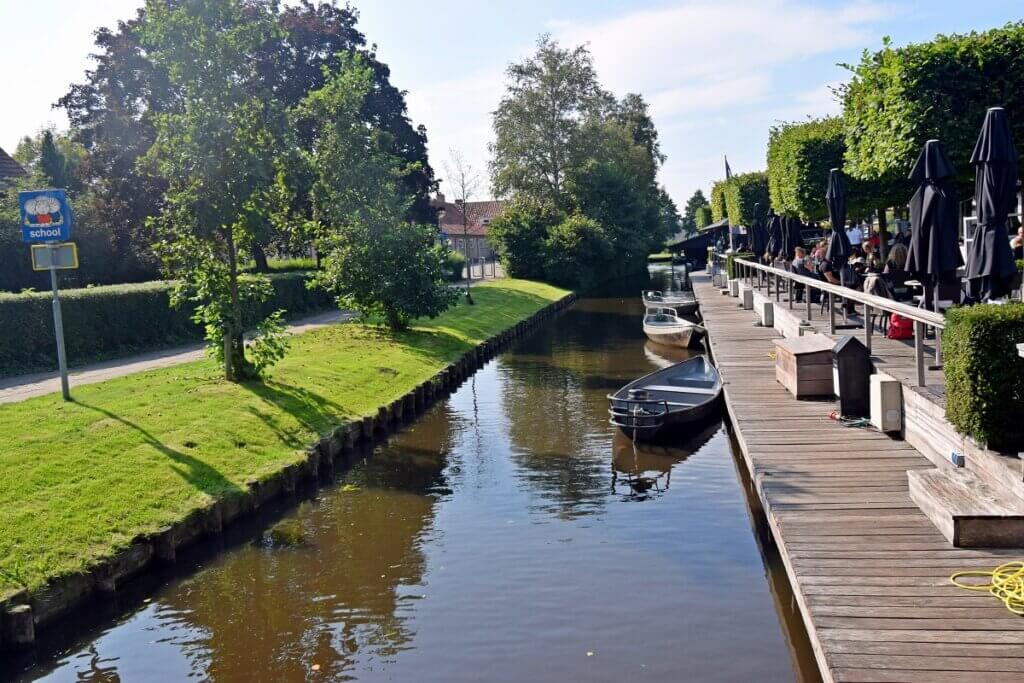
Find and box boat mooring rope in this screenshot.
[951,562,1024,615]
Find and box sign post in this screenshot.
[20,190,76,401]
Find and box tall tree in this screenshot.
[140,0,291,381]
[490,35,610,206]
[299,56,456,330]
[682,189,709,234]
[58,0,436,275]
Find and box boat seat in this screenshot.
[644,384,718,395]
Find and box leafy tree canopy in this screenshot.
[724,171,769,226]
[682,189,709,234]
[841,22,1024,197]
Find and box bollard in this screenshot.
[3,604,35,649]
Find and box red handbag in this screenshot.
[887,313,914,340]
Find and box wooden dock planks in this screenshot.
[692,275,1024,683]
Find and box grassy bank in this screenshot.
[0,279,567,595]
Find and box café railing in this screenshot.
[710,253,945,387]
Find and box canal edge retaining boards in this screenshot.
[0,292,577,652]
[692,274,1024,683]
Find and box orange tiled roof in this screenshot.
[435,199,505,236]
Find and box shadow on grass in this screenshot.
[75,401,242,499]
[241,379,350,448]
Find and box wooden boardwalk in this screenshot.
[693,275,1024,683]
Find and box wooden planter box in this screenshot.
[774,335,835,399]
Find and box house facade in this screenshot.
[0,147,26,186]
[433,194,505,261]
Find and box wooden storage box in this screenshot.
[774,335,835,399]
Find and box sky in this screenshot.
[2,0,1022,208]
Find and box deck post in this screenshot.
[828,294,836,334]
[775,273,780,303]
[789,276,795,310]
[864,304,873,351]
[806,289,812,320]
[914,321,927,387]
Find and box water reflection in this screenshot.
[13,267,816,683]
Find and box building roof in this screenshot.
[434,198,505,237]
[0,147,26,183]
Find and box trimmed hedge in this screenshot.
[943,303,1024,451]
[724,171,769,227]
[710,180,728,222]
[0,272,334,377]
[695,205,713,229]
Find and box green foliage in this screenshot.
[140,0,293,380]
[943,303,1024,451]
[487,198,562,280]
[490,35,610,206]
[841,24,1024,198]
[695,205,713,229]
[0,272,331,377]
[489,36,668,287]
[726,251,755,279]
[542,214,614,290]
[768,116,902,220]
[682,189,709,234]
[724,171,769,226]
[710,181,728,222]
[444,250,466,282]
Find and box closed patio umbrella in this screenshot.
[750,202,768,256]
[965,107,1018,303]
[906,139,963,310]
[825,169,852,283]
[782,215,804,261]
[765,211,783,261]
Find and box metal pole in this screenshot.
[914,321,927,387]
[50,264,70,401]
[864,304,873,352]
[806,288,812,320]
[828,293,836,334]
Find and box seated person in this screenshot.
[790,247,819,303]
[1011,222,1023,260]
[882,243,911,300]
[862,241,883,272]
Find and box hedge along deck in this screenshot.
[0,288,576,652]
[693,274,1024,683]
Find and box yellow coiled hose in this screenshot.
[950,561,1024,615]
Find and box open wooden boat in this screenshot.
[642,308,705,349]
[642,290,698,316]
[607,356,723,442]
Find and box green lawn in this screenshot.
[0,279,567,595]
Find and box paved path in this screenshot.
[694,274,1024,683]
[0,310,352,405]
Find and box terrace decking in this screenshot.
[693,274,1024,683]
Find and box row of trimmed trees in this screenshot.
[711,22,1024,243]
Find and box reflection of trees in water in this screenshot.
[158,429,453,681]
[498,304,650,519]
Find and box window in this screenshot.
[456,238,465,253]
[469,239,477,256]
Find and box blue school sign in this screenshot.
[19,189,73,243]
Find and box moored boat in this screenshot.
[642,308,704,349]
[641,290,698,316]
[607,356,723,442]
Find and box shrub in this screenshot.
[943,303,1024,451]
[444,250,466,282]
[542,214,614,290]
[0,272,333,377]
[487,198,562,279]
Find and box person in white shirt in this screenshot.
[846,222,864,247]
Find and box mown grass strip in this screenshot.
[0,279,567,594]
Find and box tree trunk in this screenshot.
[225,228,245,381]
[384,304,405,331]
[878,208,889,263]
[251,243,270,273]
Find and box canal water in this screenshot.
[10,266,819,682]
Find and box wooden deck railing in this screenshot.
[710,253,945,387]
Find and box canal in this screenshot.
[10,266,819,682]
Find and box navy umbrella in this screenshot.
[965,107,1019,303]
[825,168,852,279]
[749,202,768,256]
[906,139,963,310]
[782,215,804,261]
[765,211,783,260]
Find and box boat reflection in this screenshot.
[643,340,698,369]
[610,419,722,500]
